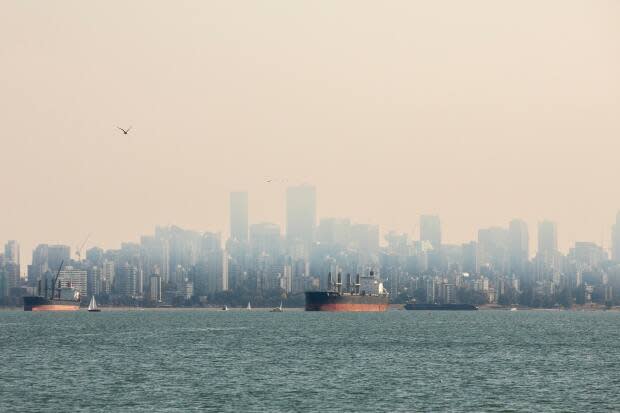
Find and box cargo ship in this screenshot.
[404,302,478,311]
[305,271,389,312]
[23,261,80,311]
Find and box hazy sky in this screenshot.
[1,0,619,261]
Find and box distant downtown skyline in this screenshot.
[2,186,620,274]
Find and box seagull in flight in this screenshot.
[117,126,132,135]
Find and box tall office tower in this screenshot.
[116,263,137,297]
[462,241,479,275]
[4,241,21,290]
[193,232,228,295]
[101,260,115,293]
[29,244,49,284]
[4,240,20,265]
[478,227,509,273]
[538,220,558,255]
[205,250,228,293]
[86,247,104,266]
[149,275,162,302]
[612,211,620,262]
[286,185,316,244]
[87,266,102,296]
[250,222,282,257]
[420,215,441,249]
[4,263,20,291]
[157,226,201,279]
[509,219,529,275]
[47,245,71,271]
[317,218,351,246]
[350,224,380,254]
[570,242,607,267]
[230,191,249,242]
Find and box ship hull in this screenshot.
[305,291,389,312]
[23,296,80,312]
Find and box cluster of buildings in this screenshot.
[2,186,620,308]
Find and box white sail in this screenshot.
[247,301,251,310]
[279,301,283,311]
[88,296,98,311]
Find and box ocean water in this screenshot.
[1,309,619,412]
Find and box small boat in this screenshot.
[247,302,251,310]
[87,296,101,312]
[270,301,284,312]
[510,307,518,311]
[222,305,229,311]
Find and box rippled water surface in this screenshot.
[1,309,619,412]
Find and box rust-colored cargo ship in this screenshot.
[305,272,389,312]
[23,261,80,311]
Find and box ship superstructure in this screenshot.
[305,271,389,312]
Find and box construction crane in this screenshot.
[75,233,91,262]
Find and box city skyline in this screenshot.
[2,186,618,310]
[2,185,620,267]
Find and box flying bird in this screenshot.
[117,126,132,135]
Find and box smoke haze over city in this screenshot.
[2,1,619,259]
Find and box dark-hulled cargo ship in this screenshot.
[23,261,80,312]
[305,272,389,312]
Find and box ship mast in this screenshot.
[50,260,64,300]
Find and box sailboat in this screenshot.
[247,302,252,310]
[221,305,229,311]
[270,301,284,312]
[87,296,101,312]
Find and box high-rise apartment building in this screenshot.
[420,215,441,249]
[478,227,509,273]
[230,191,249,242]
[101,260,115,293]
[317,218,351,246]
[3,241,21,289]
[509,219,529,275]
[250,223,282,257]
[538,220,558,255]
[58,266,88,297]
[4,240,20,265]
[286,185,316,244]
[116,263,137,297]
[28,244,49,285]
[149,275,162,302]
[462,241,479,274]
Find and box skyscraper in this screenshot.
[58,266,87,297]
[28,244,49,285]
[612,211,620,262]
[4,241,20,265]
[47,245,71,271]
[420,215,441,249]
[538,220,558,255]
[286,185,316,244]
[230,191,249,242]
[509,219,529,275]
[317,218,351,246]
[4,241,21,290]
[478,226,509,273]
[250,222,282,257]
